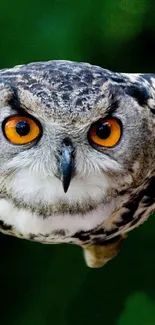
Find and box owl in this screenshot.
[0,60,155,268]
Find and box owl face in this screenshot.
[0,61,155,244]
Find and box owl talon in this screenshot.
[82,235,126,268]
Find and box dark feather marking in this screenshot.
[124,84,151,107]
[29,233,36,240]
[72,230,90,242]
[130,212,145,227]
[0,220,13,231]
[8,86,21,110]
[94,235,121,246]
[51,229,66,237]
[115,210,134,227]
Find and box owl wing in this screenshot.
[82,176,155,268]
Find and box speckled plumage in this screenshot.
[0,60,155,267]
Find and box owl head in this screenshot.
[0,60,155,267]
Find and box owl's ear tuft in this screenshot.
[0,81,14,107]
[100,80,123,114]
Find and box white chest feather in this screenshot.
[0,170,117,241]
[0,198,116,238]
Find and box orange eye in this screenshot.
[88,118,121,147]
[3,115,41,145]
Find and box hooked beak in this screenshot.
[59,138,74,193]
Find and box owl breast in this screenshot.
[0,196,117,244]
[0,175,154,245]
[0,168,119,244]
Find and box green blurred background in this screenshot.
[0,0,155,324]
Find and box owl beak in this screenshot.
[59,138,74,193]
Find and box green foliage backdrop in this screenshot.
[0,0,155,324]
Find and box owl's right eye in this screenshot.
[2,115,42,145]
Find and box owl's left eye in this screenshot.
[88,118,122,147]
[2,115,42,145]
